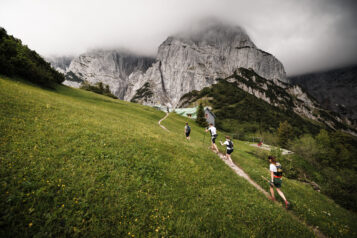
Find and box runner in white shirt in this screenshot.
[269,156,289,208]
[219,136,233,162]
[205,123,218,153]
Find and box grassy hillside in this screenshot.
[1,77,356,237]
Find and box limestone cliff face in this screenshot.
[128,22,287,107]
[50,50,155,99]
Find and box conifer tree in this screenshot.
[277,120,293,148]
[196,103,208,127]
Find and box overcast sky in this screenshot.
[1,0,356,75]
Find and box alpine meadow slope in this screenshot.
[1,77,356,237]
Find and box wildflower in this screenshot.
[29,222,33,227]
[61,204,64,208]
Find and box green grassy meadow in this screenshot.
[0,77,356,237]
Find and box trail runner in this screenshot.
[205,123,218,153]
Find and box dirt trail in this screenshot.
[216,151,270,198]
[158,112,169,131]
[214,150,326,238]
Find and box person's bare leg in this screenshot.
[276,188,287,202]
[270,187,276,200]
[213,143,218,152]
[227,154,232,162]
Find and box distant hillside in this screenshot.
[289,65,357,124]
[0,27,64,86]
[178,68,355,136]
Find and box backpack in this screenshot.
[274,162,283,177]
[186,125,191,133]
[228,140,233,149]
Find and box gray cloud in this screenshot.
[0,0,356,75]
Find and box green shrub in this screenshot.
[80,81,117,99]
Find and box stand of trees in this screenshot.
[0,27,64,86]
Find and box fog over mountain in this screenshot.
[1,0,356,75]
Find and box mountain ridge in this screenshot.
[289,65,357,124]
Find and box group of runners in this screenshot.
[184,122,290,208]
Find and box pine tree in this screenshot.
[196,103,208,127]
[277,121,293,148]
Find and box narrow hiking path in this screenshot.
[216,151,270,198]
[158,112,169,131]
[214,150,326,238]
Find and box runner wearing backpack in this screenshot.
[219,136,233,162]
[205,123,218,153]
[184,122,191,140]
[268,156,290,208]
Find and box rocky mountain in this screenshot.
[128,21,287,107]
[289,65,357,124]
[50,21,286,107]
